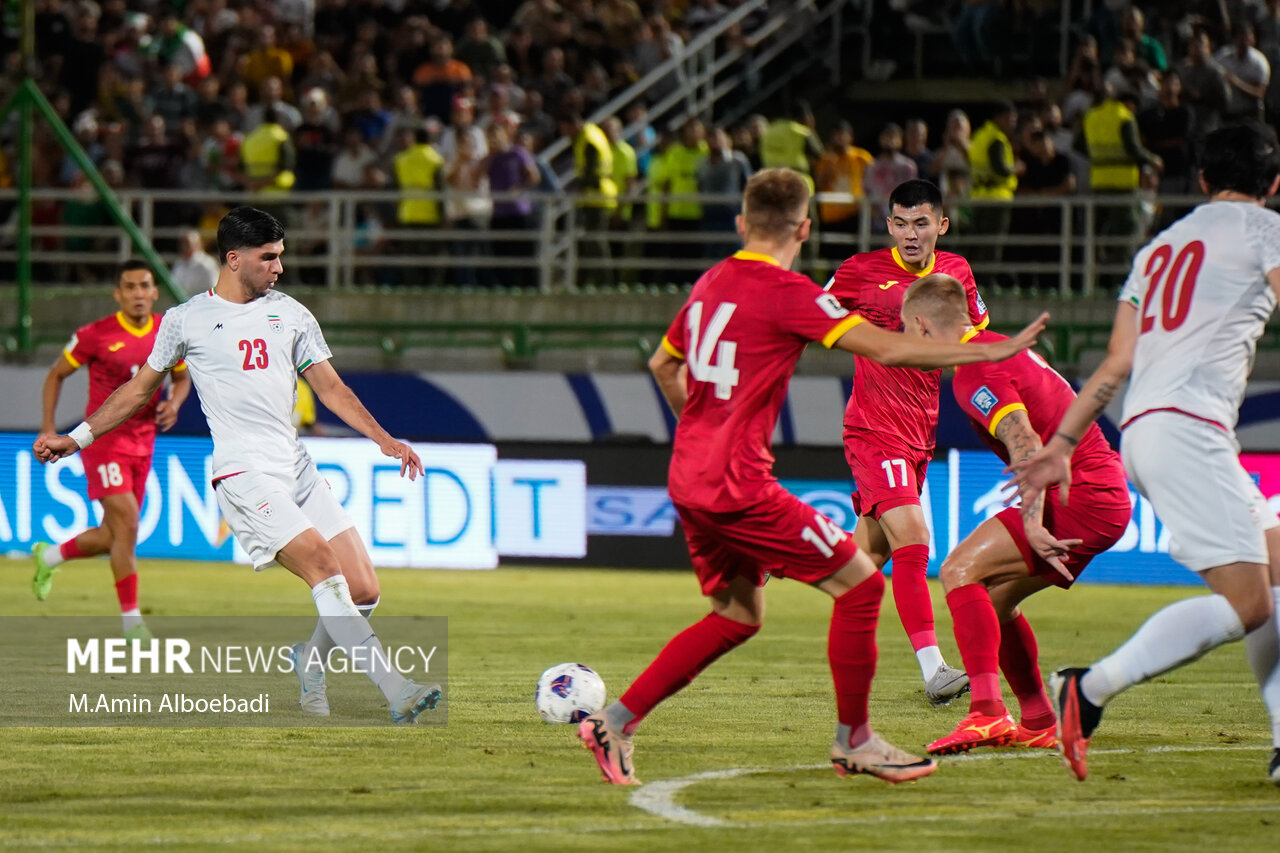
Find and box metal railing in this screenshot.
[0,186,1208,297]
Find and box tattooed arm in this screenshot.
[996,408,1084,581]
[1009,302,1137,506]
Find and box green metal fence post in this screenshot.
[16,85,32,352]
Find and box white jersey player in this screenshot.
[1011,123,1280,786]
[35,207,441,725]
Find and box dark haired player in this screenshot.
[34,207,441,725]
[895,274,1129,756]
[31,261,190,641]
[1013,123,1280,784]
[825,179,989,705]
[576,169,1047,785]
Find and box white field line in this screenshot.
[629,743,1278,827]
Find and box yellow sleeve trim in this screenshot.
[987,402,1028,437]
[62,348,81,369]
[172,362,188,372]
[821,314,865,348]
[661,335,685,360]
[974,314,990,330]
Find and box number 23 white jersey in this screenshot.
[147,289,332,479]
[1119,200,1280,431]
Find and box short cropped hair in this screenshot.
[741,168,809,238]
[117,259,152,284]
[902,273,970,326]
[888,179,944,215]
[1201,122,1280,198]
[217,207,285,264]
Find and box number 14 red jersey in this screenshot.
[662,251,863,512]
[826,247,988,451]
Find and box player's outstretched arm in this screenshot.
[34,364,167,463]
[39,354,78,436]
[303,360,424,480]
[1009,302,1137,506]
[156,366,192,432]
[649,344,687,418]
[994,408,1082,582]
[832,312,1048,369]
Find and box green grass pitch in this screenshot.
[1,558,1277,851]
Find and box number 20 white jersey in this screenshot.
[147,289,332,479]
[1119,200,1280,432]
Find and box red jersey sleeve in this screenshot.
[63,323,97,369]
[661,300,691,360]
[777,276,865,347]
[952,258,990,329]
[953,363,1027,437]
[824,255,867,313]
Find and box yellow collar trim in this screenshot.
[960,326,980,343]
[115,312,154,337]
[733,250,781,267]
[891,246,936,277]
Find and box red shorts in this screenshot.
[844,431,931,520]
[80,447,152,506]
[676,482,859,596]
[995,482,1131,588]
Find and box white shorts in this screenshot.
[1121,411,1276,572]
[214,456,355,570]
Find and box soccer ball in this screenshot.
[535,663,607,724]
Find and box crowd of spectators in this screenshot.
[5,2,1280,290]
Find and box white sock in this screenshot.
[310,576,406,700]
[305,597,378,670]
[1082,594,1246,707]
[121,608,143,632]
[45,543,68,568]
[917,645,946,681]
[1244,587,1280,748]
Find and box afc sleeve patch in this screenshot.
[974,291,987,314]
[970,385,998,417]
[814,292,850,319]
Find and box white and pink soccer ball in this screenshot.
[535,663,607,724]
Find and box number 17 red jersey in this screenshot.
[661,251,863,512]
[826,247,988,451]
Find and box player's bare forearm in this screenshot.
[996,410,1045,527]
[649,347,686,418]
[40,355,77,434]
[88,366,166,436]
[304,360,423,478]
[156,369,192,432]
[834,312,1048,369]
[1054,302,1136,444]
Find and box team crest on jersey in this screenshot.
[267,314,283,333]
[970,385,998,416]
[255,500,272,519]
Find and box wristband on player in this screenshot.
[1053,431,1079,447]
[69,422,94,450]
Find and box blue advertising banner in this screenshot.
[0,434,586,568]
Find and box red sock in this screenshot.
[890,544,935,651]
[619,611,758,733]
[946,583,1006,717]
[829,571,884,746]
[114,573,139,613]
[60,538,87,561]
[999,613,1055,730]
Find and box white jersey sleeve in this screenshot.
[1245,204,1280,276]
[147,304,189,372]
[293,304,332,373]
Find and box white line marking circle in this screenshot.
[629,744,1276,827]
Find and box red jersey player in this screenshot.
[575,168,1047,786]
[31,261,190,641]
[825,178,989,705]
[894,275,1130,755]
